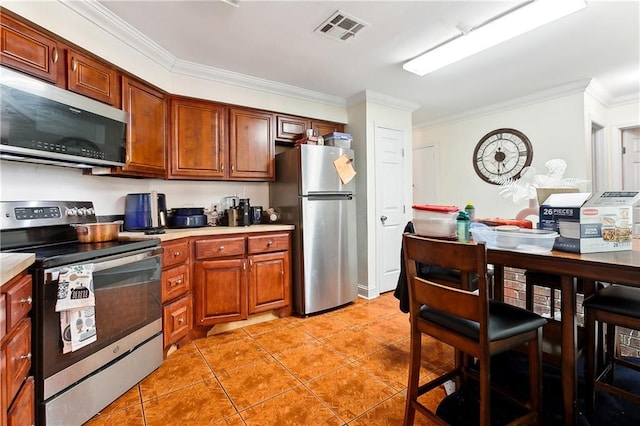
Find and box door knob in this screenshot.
[380,215,387,224]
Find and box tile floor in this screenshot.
[85,293,452,425]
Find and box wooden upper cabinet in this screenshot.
[276,114,309,143]
[120,75,166,177]
[0,12,61,84]
[312,120,344,138]
[66,49,120,106]
[229,107,274,181]
[169,98,226,179]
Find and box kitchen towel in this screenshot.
[56,264,97,353]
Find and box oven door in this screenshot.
[41,247,162,400]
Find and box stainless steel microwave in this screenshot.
[0,67,127,168]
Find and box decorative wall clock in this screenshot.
[472,128,533,184]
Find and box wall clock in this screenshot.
[472,128,533,184]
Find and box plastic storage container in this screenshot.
[470,224,558,253]
[412,205,459,238]
[323,132,352,149]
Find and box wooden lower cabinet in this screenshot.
[160,239,192,351]
[1,271,34,425]
[193,231,291,327]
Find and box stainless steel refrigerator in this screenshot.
[270,144,358,315]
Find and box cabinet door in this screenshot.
[312,120,344,138]
[229,108,274,181]
[248,251,290,314]
[170,98,226,179]
[4,275,32,330]
[276,114,309,143]
[120,76,166,177]
[7,376,34,426]
[3,318,31,406]
[194,258,247,325]
[0,13,61,84]
[67,49,120,106]
[162,295,192,348]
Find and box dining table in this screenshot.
[488,239,640,426]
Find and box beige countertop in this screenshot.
[1,253,35,287]
[119,224,295,242]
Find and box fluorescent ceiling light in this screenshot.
[403,0,587,76]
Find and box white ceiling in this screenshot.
[94,0,639,126]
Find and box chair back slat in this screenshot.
[403,233,489,327]
[414,276,480,321]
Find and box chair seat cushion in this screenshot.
[583,285,640,319]
[420,300,547,342]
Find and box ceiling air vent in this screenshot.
[315,10,369,42]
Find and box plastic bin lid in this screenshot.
[412,204,459,213]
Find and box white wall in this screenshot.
[413,92,588,219]
[0,2,347,215]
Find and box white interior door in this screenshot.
[374,125,405,294]
[622,127,640,190]
[413,145,438,204]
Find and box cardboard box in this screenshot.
[539,191,640,253]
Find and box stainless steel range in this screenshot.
[0,201,163,426]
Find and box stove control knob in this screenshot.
[86,207,95,216]
[77,208,86,216]
[66,207,78,217]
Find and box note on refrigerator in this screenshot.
[333,154,356,184]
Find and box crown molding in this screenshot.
[61,0,346,108]
[414,79,594,129]
[347,90,421,112]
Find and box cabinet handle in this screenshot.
[231,165,235,172]
[71,57,77,72]
[173,251,181,257]
[267,240,273,246]
[221,163,224,172]
[249,259,253,268]
[176,279,183,285]
[178,318,184,324]
[243,261,246,270]
[219,245,224,251]
[20,296,33,305]
[20,352,32,361]
[52,47,59,63]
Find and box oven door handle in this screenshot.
[92,257,161,289]
[46,247,162,282]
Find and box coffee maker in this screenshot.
[238,198,251,226]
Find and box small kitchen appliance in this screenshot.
[238,198,251,226]
[167,207,208,228]
[251,206,263,224]
[124,192,167,231]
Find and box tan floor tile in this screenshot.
[139,349,214,400]
[85,403,145,426]
[349,393,439,426]
[323,327,387,361]
[359,313,411,343]
[200,338,271,375]
[358,345,413,390]
[241,317,293,337]
[241,386,343,425]
[329,304,381,326]
[295,314,353,339]
[143,379,236,426]
[307,364,396,422]
[253,325,317,354]
[213,414,247,425]
[274,340,350,382]
[194,329,250,351]
[95,384,141,416]
[217,357,300,410]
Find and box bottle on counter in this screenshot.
[457,211,470,242]
[464,201,476,222]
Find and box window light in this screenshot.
[403,0,587,76]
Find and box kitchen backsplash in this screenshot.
[0,161,269,215]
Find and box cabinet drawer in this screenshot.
[7,376,34,426]
[4,275,32,330]
[248,233,290,254]
[162,264,190,303]
[162,240,190,269]
[195,237,245,259]
[3,318,31,406]
[163,296,192,347]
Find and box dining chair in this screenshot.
[583,285,640,420]
[402,233,547,426]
